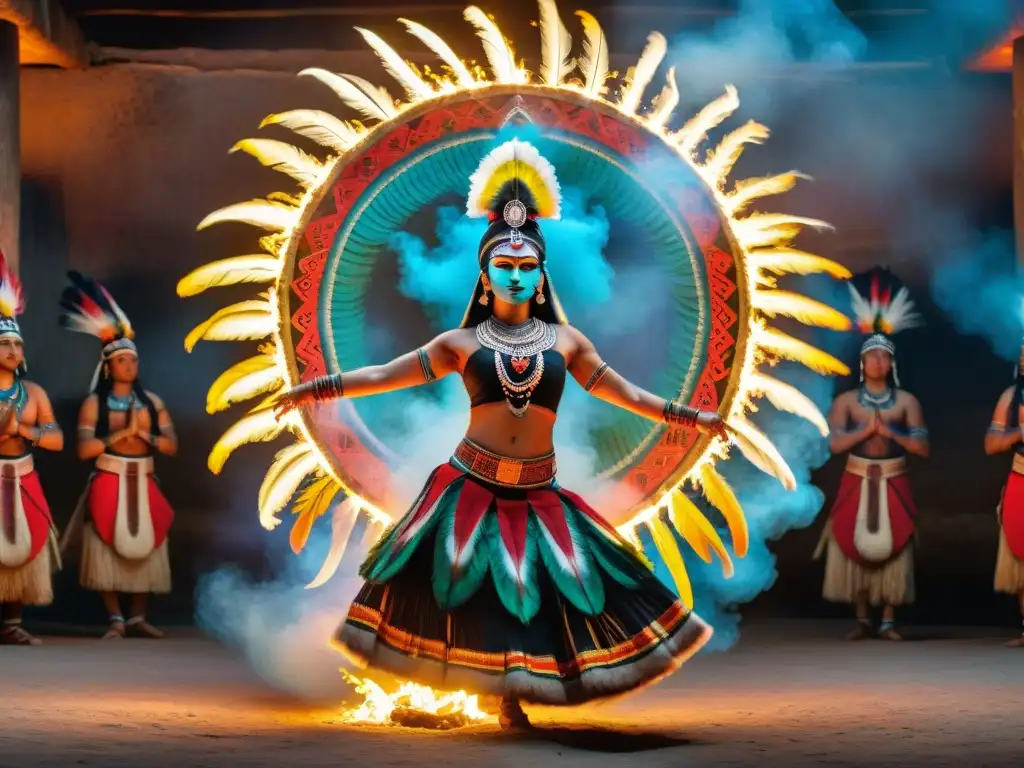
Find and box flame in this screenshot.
[185,0,855,725]
[339,671,494,727]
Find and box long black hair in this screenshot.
[93,372,159,441]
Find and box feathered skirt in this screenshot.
[334,444,712,705]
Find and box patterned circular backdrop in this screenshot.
[280,87,748,525]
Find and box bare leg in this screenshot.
[498,696,531,730]
[1006,591,1024,647]
[0,602,40,645]
[100,591,125,640]
[845,593,873,640]
[126,593,163,638]
[879,604,903,641]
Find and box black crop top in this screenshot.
[462,347,566,414]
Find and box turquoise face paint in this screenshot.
[486,248,542,306]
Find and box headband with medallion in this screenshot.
[460,138,568,327]
[848,267,922,386]
[59,271,137,392]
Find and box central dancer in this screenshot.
[274,140,728,728]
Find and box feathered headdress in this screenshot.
[0,249,24,342]
[59,271,137,391]
[847,268,922,384]
[460,138,568,327]
[466,138,562,263]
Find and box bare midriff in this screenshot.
[464,402,556,459]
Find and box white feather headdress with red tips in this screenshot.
[59,271,138,391]
[847,267,922,385]
[0,249,25,342]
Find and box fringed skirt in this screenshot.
[0,531,58,605]
[821,529,915,607]
[994,530,1024,595]
[335,459,712,705]
[80,524,171,595]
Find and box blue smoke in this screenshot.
[931,229,1023,363]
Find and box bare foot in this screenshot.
[126,618,164,639]
[879,626,904,641]
[1004,635,1024,648]
[498,697,531,731]
[845,623,873,641]
[0,625,41,645]
[102,618,126,640]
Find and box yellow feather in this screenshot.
[648,66,679,129]
[299,68,397,122]
[727,172,810,214]
[752,248,852,280]
[197,200,296,233]
[230,139,323,188]
[648,517,693,609]
[475,160,558,220]
[734,213,833,248]
[176,255,280,298]
[184,300,275,352]
[206,353,282,414]
[703,121,770,186]
[306,498,361,589]
[668,489,734,576]
[464,6,525,84]
[355,27,435,100]
[259,444,321,531]
[750,372,830,438]
[290,473,342,554]
[757,328,850,376]
[675,85,740,158]
[399,18,476,88]
[208,408,287,475]
[698,465,749,558]
[752,290,852,331]
[620,31,667,114]
[260,109,363,152]
[727,418,797,491]
[575,10,609,97]
[538,0,574,87]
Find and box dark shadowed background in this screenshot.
[14,0,1021,629]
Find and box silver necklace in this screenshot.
[476,318,556,417]
[859,386,895,410]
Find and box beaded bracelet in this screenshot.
[663,400,699,427]
[311,373,344,402]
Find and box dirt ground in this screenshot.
[1,620,1022,767]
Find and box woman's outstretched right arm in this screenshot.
[274,331,460,418]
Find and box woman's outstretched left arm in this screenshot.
[565,326,727,438]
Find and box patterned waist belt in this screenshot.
[96,453,154,475]
[845,455,907,480]
[452,439,556,488]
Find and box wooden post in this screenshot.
[1016,35,1024,266]
[0,20,18,273]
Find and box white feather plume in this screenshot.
[299,68,397,122]
[355,27,435,100]
[648,66,679,130]
[464,6,525,84]
[619,32,667,114]
[466,139,562,219]
[399,18,476,87]
[260,110,363,153]
[538,0,574,87]
[575,10,609,97]
[306,498,361,590]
